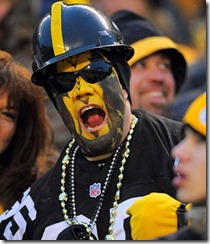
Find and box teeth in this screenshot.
[146,91,164,97]
[81,106,97,115]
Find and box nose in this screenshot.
[72,77,94,100]
[147,65,164,83]
[171,140,190,164]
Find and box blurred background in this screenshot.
[0,0,206,73]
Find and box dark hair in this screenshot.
[0,51,58,210]
[183,124,206,142]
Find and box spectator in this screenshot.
[0,0,71,152]
[0,3,184,240]
[0,50,58,214]
[111,10,187,117]
[158,92,206,240]
[125,92,206,240]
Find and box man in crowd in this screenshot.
[111,10,187,117]
[0,2,186,240]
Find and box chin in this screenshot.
[76,132,121,156]
[177,190,193,204]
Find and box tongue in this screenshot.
[87,114,104,127]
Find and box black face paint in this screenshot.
[53,50,126,156]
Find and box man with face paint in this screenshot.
[51,50,131,156]
[0,2,187,240]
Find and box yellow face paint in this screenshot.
[57,53,90,73]
[54,50,126,155]
[57,51,111,140]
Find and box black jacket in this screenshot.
[0,110,183,240]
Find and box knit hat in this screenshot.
[183,92,206,136]
[111,10,187,93]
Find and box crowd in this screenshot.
[0,0,206,150]
[111,9,187,118]
[0,0,206,240]
[0,50,58,214]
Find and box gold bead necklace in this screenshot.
[59,114,138,240]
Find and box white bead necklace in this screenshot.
[59,114,138,240]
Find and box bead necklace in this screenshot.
[59,114,138,240]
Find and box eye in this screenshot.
[47,73,76,93]
[133,60,145,69]
[159,60,172,71]
[196,133,206,143]
[0,110,17,121]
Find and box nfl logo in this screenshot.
[89,183,101,198]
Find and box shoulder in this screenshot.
[0,149,66,240]
[133,109,183,128]
[133,109,184,144]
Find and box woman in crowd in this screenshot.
[0,50,58,214]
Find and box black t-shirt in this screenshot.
[0,110,183,240]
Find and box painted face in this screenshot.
[50,51,127,156]
[171,128,206,204]
[130,52,175,116]
[0,89,17,154]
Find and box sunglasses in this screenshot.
[47,60,113,93]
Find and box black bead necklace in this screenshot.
[59,114,138,240]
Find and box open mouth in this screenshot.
[80,105,106,131]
